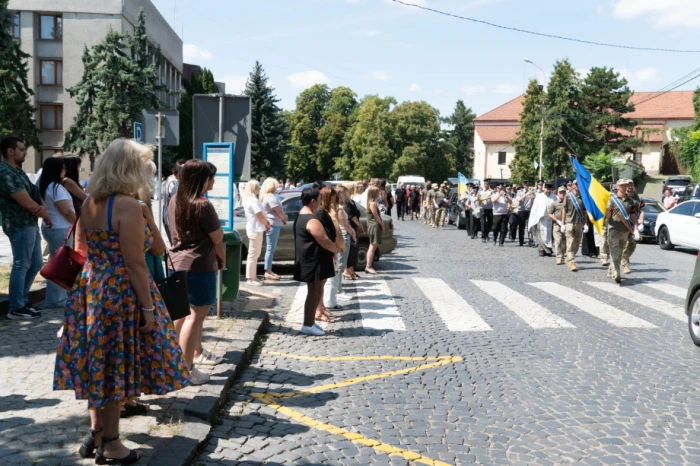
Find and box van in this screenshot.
[397,175,426,190]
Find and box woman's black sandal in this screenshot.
[95,435,141,465]
[78,427,102,458]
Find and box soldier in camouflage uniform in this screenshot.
[622,180,644,274]
[561,180,588,272]
[605,179,639,284]
[548,186,567,265]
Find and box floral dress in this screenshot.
[54,194,190,409]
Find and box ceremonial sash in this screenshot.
[610,194,634,231]
[568,193,584,222]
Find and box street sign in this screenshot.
[203,142,234,231]
[193,94,251,181]
[133,122,142,142]
[141,109,180,146]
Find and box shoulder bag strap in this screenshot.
[61,194,88,247]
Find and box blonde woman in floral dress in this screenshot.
[54,139,189,464]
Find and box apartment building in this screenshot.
[8,0,183,175]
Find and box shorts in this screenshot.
[185,271,217,307]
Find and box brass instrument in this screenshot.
[476,190,492,203]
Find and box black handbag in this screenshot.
[153,253,190,321]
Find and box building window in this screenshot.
[634,152,642,163]
[40,104,63,130]
[498,151,507,165]
[40,60,63,86]
[39,15,62,41]
[10,12,20,39]
[41,148,63,165]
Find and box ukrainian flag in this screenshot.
[458,172,468,196]
[571,156,610,234]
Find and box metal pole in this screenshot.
[216,94,224,319]
[157,112,163,231]
[539,104,544,181]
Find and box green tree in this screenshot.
[344,95,396,180]
[510,79,544,184]
[244,61,288,178]
[161,70,205,171]
[0,1,40,148]
[579,67,640,154]
[64,7,165,168]
[200,68,217,93]
[286,84,331,181]
[581,148,622,183]
[444,100,475,176]
[318,86,357,179]
[675,87,700,180]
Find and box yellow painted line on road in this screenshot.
[253,392,453,466]
[262,350,455,362]
[267,356,463,400]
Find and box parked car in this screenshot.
[397,175,426,191]
[678,182,700,203]
[686,250,700,346]
[655,200,700,251]
[663,176,693,196]
[233,192,396,270]
[639,198,665,242]
[447,187,468,229]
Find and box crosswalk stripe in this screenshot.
[471,280,575,329]
[355,279,406,332]
[285,285,327,329]
[413,278,492,332]
[585,282,685,322]
[643,283,688,300]
[529,282,656,328]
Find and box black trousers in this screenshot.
[508,213,518,240]
[396,201,405,219]
[517,210,531,245]
[470,214,481,237]
[493,214,509,245]
[480,208,493,240]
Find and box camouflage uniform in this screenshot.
[621,192,643,272]
[563,192,586,270]
[607,195,636,282]
[548,197,566,264]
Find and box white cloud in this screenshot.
[183,43,213,62]
[461,85,487,95]
[495,83,520,94]
[286,70,331,89]
[409,83,421,92]
[371,71,391,82]
[612,0,700,28]
[634,66,660,82]
[221,75,248,94]
[353,29,382,37]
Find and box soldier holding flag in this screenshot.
[606,179,640,284]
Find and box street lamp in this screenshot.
[525,58,548,181]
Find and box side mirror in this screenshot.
[695,213,700,219]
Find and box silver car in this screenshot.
[233,192,397,270]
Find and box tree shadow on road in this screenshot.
[0,395,62,413]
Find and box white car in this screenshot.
[655,200,700,251]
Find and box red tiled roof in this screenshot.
[616,124,665,143]
[474,91,694,122]
[476,125,519,143]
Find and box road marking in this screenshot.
[585,282,685,322]
[643,283,688,300]
[413,278,492,332]
[355,278,406,332]
[529,282,656,328]
[285,285,327,329]
[471,280,575,329]
[253,393,451,466]
[262,351,453,362]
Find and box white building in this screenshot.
[473,91,695,181]
[8,0,183,175]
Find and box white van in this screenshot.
[396,175,426,190]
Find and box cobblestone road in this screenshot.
[198,218,700,465]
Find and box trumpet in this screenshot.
[477,190,492,203]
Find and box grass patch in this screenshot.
[0,266,46,295]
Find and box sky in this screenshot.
[152,0,700,118]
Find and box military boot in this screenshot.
[568,260,578,272]
[555,258,563,265]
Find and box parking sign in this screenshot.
[134,122,142,142]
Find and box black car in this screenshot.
[447,187,469,230]
[639,197,666,242]
[678,182,700,203]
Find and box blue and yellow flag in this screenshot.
[571,157,610,234]
[458,172,468,196]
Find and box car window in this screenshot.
[694,185,700,197]
[692,202,700,217]
[283,197,303,213]
[644,202,664,214]
[672,202,696,216]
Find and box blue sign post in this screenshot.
[203,142,235,231]
[133,122,143,142]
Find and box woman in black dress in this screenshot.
[294,187,339,336]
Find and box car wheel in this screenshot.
[658,226,674,250]
[356,242,369,271]
[688,290,700,347]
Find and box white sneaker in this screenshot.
[189,367,210,385]
[193,348,224,366]
[301,325,325,336]
[246,279,263,287]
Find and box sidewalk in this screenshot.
[0,284,279,466]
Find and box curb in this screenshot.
[147,310,270,466]
[0,285,46,316]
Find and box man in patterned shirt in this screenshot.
[0,137,52,320]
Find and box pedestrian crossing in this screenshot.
[283,276,687,334]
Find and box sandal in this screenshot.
[120,401,150,418]
[193,348,224,366]
[95,435,141,465]
[342,273,355,280]
[365,268,378,275]
[78,427,102,459]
